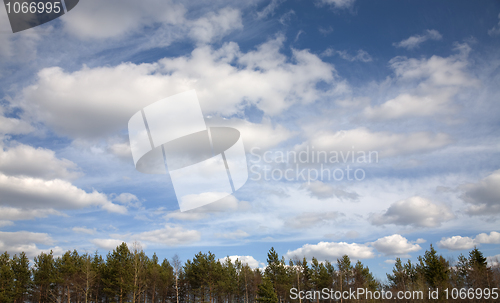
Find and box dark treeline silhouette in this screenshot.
[0,243,499,302]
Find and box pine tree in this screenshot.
[419,244,448,289]
[387,258,406,292]
[103,242,133,303]
[468,247,491,289]
[265,247,290,302]
[257,277,278,303]
[0,252,14,303]
[32,251,58,303]
[11,252,31,303]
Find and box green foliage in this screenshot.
[418,244,449,289]
[0,252,14,302]
[103,242,133,302]
[257,277,278,303]
[0,243,498,302]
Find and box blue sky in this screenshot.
[1,0,500,280]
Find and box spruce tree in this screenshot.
[257,277,278,303]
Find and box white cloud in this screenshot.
[460,169,500,215]
[0,143,81,180]
[257,0,286,19]
[369,196,454,228]
[0,207,63,221]
[475,231,500,244]
[216,229,249,239]
[393,29,442,50]
[488,13,500,36]
[285,211,342,229]
[438,236,476,251]
[415,238,427,244]
[113,193,141,208]
[0,220,13,227]
[188,8,243,44]
[298,128,452,159]
[0,173,127,214]
[364,48,477,120]
[0,231,63,258]
[61,0,187,39]
[279,10,295,25]
[318,0,356,9]
[301,181,359,200]
[62,1,243,44]
[72,227,97,235]
[0,7,44,63]
[221,255,264,269]
[18,37,341,139]
[133,225,201,246]
[285,241,374,261]
[0,107,33,136]
[207,117,293,152]
[438,231,500,251]
[91,238,126,251]
[487,254,500,267]
[322,48,372,62]
[371,234,421,256]
[108,142,132,159]
[165,195,250,221]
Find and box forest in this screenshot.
[0,242,499,302]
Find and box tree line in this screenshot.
[0,242,499,302]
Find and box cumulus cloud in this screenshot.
[475,231,500,244]
[0,231,63,258]
[487,254,500,267]
[0,143,81,180]
[18,37,341,139]
[220,255,265,269]
[298,128,452,159]
[0,173,127,214]
[438,236,476,251]
[301,181,359,200]
[369,196,454,228]
[62,0,244,44]
[91,238,126,251]
[364,47,477,120]
[393,29,442,50]
[322,48,373,62]
[207,117,293,152]
[371,234,421,256]
[0,112,33,137]
[0,207,63,221]
[285,211,342,229]
[460,169,500,215]
[61,0,184,39]
[285,241,374,261]
[438,231,500,251]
